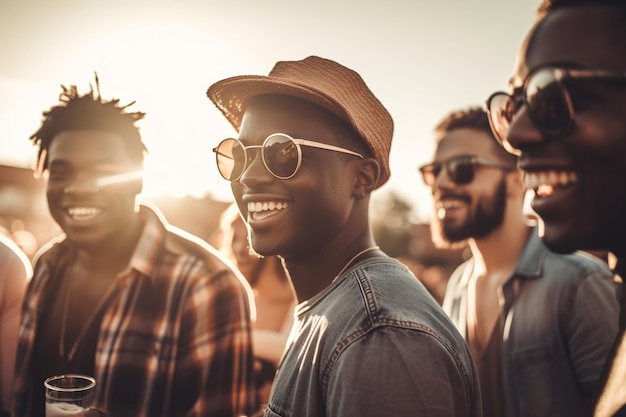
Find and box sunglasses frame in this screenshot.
[213,133,364,181]
[419,155,515,187]
[485,66,626,144]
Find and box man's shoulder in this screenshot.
[346,258,464,338]
[356,258,438,295]
[33,235,68,265]
[162,226,253,294]
[519,229,613,281]
[164,226,221,260]
[163,226,238,276]
[543,248,613,279]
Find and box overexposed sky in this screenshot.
[0,0,537,221]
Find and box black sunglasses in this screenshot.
[485,66,626,147]
[419,155,515,187]
[212,133,363,181]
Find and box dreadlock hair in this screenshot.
[30,74,147,178]
[434,106,518,165]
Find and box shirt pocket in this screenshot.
[510,345,556,417]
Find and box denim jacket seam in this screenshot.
[320,320,472,405]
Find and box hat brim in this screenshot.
[207,75,349,133]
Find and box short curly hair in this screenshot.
[30,74,147,178]
[434,107,493,138]
[434,106,518,164]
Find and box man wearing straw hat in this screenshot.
[207,55,482,416]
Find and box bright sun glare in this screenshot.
[55,24,248,201]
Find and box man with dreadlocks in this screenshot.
[12,76,257,417]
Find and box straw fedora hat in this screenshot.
[207,55,394,188]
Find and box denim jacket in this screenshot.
[264,257,482,417]
[444,228,620,417]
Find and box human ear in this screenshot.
[353,158,380,199]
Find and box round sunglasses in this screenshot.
[212,133,363,181]
[485,66,626,147]
[419,155,515,187]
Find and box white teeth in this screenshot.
[436,199,465,211]
[524,170,577,192]
[536,184,554,197]
[547,171,558,185]
[435,199,466,220]
[67,207,101,220]
[248,201,289,213]
[441,200,464,210]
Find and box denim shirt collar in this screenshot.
[453,226,544,294]
[509,226,545,282]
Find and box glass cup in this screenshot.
[44,374,96,417]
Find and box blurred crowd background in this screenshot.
[0,163,467,305]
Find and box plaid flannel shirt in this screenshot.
[12,204,256,417]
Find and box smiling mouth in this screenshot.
[524,170,578,197]
[67,206,102,221]
[435,198,467,220]
[247,201,290,221]
[436,199,466,210]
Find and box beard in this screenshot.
[431,177,507,249]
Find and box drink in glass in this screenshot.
[44,374,96,417]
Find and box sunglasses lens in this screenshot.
[263,134,300,179]
[448,158,474,184]
[420,163,439,187]
[422,159,474,186]
[527,69,571,133]
[487,93,515,144]
[216,139,245,180]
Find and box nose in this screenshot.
[63,175,100,194]
[239,148,274,186]
[505,106,546,154]
[431,167,456,193]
